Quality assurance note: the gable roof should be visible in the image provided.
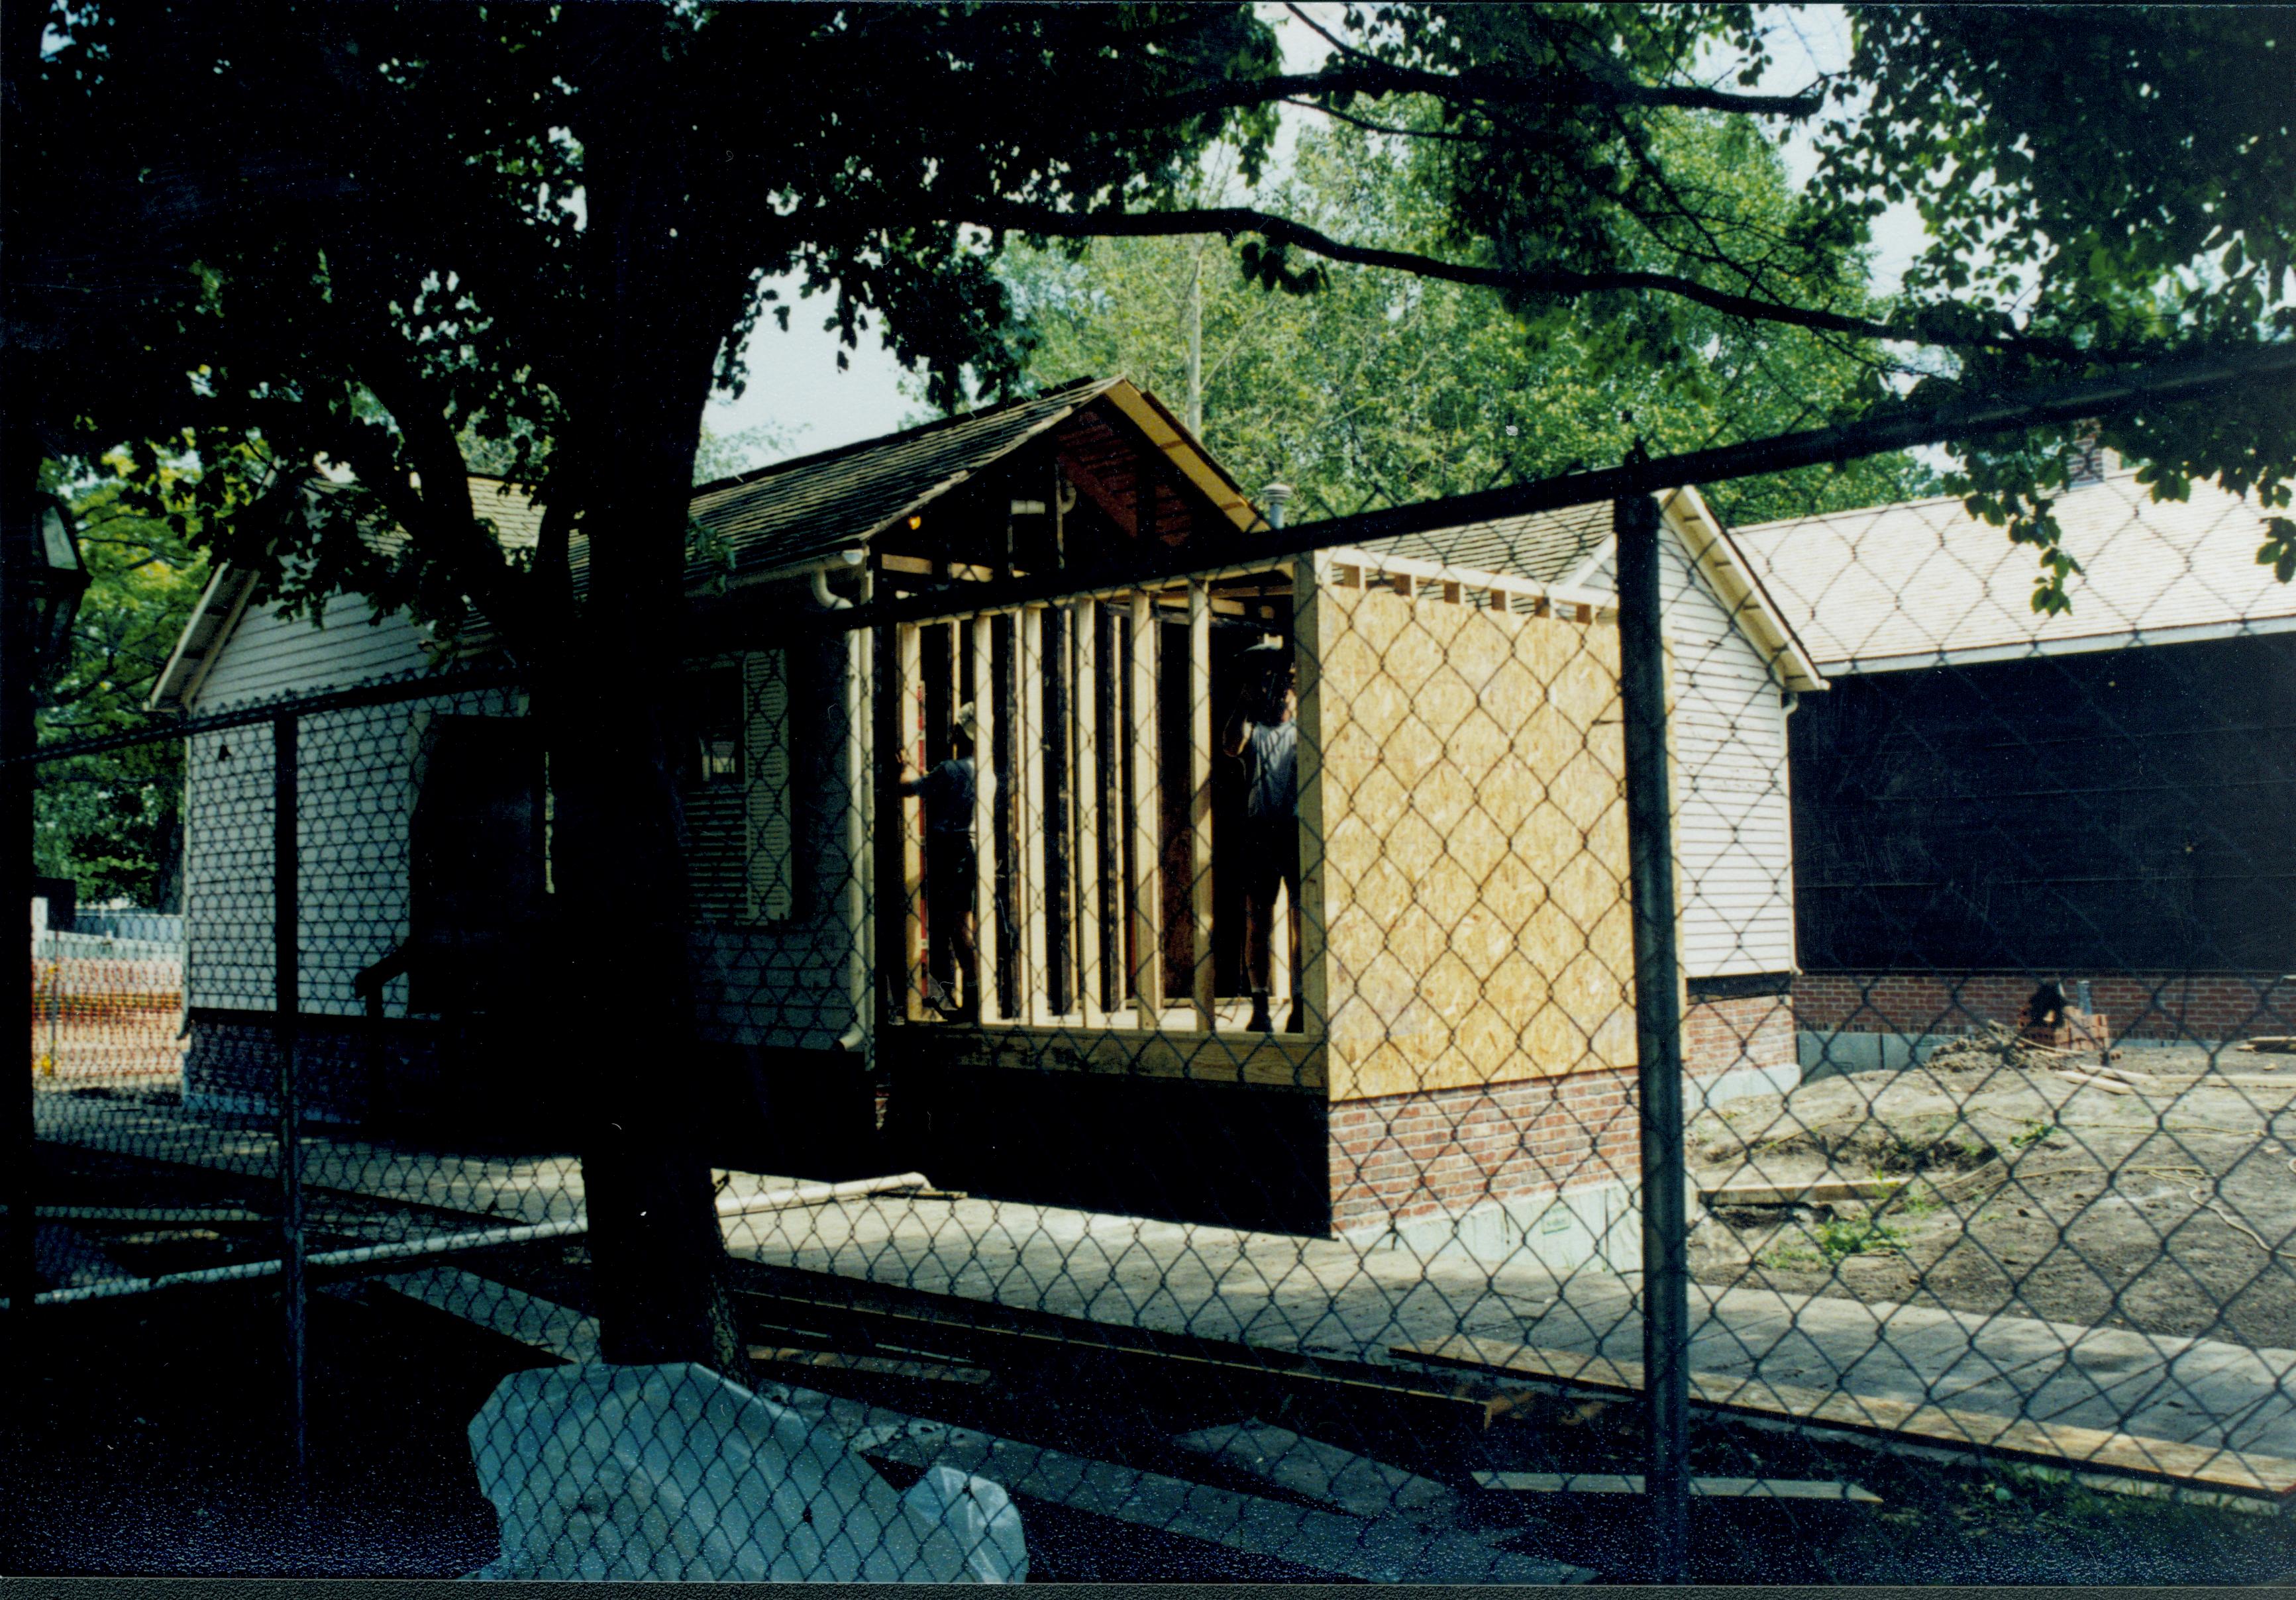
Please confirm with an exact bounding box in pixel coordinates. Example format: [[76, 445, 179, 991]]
[[1349, 487, 1824, 693], [1728, 468, 2296, 674], [148, 475, 543, 711], [1359, 500, 1614, 589], [646, 375, 1258, 591], [156, 382, 1263, 707]]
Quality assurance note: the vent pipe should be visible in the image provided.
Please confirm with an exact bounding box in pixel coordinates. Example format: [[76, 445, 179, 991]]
[[1261, 482, 1294, 531]]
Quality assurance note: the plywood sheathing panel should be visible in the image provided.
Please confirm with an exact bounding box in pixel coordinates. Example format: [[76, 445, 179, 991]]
[[1317, 579, 1635, 1102]]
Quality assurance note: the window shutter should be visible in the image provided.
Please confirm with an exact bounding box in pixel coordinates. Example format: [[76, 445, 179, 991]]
[[744, 649, 794, 921]]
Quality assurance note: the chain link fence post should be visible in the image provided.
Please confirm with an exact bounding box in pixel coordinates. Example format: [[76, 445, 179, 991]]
[[2, 495, 34, 1340], [1616, 489, 1691, 1579], [273, 709, 308, 1478]]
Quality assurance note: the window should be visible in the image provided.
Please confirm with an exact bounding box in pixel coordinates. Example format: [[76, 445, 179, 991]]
[[682, 652, 793, 925]]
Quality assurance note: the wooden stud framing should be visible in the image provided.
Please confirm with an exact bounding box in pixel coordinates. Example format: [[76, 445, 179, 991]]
[[1290, 556, 1328, 1039], [1188, 580, 1216, 1032], [1072, 598, 1104, 1026], [970, 614, 998, 1021], [897, 623, 926, 1022], [1128, 589, 1163, 1029], [1019, 605, 1049, 1026]]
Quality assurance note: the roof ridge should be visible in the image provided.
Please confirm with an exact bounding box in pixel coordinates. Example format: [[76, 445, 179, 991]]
[[687, 375, 1116, 498]]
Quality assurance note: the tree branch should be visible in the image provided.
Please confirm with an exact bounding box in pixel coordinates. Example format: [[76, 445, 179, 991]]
[[1122, 60, 1826, 128], [333, 348, 533, 651], [965, 201, 2051, 354]]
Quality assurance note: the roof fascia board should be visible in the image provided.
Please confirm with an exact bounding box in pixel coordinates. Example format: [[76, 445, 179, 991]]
[[150, 564, 262, 713], [1099, 380, 1263, 533], [1659, 486, 1826, 694], [1816, 612, 2296, 676], [148, 564, 235, 710]]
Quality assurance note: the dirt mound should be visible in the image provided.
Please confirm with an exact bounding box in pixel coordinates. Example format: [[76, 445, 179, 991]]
[[1923, 1020, 2081, 1075]]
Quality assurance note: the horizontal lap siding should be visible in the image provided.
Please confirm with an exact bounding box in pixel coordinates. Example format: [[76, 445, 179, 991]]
[[691, 636, 863, 1050], [1658, 536, 1797, 979], [186, 597, 517, 1019], [193, 594, 434, 713]]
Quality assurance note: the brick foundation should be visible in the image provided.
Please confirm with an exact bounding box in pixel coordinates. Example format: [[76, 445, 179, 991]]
[[1683, 991, 1797, 1078], [1328, 1068, 1641, 1234], [1793, 972, 2296, 1044], [1326, 991, 1799, 1236]]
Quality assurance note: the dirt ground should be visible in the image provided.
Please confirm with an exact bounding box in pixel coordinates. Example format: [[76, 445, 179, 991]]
[[1688, 1031, 2296, 1348]]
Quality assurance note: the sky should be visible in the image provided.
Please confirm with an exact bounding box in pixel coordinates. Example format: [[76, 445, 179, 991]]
[[702, 4, 1929, 472]]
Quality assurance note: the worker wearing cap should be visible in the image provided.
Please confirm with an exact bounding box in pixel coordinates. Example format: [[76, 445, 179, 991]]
[[902, 704, 979, 1017], [1223, 640, 1303, 1033]]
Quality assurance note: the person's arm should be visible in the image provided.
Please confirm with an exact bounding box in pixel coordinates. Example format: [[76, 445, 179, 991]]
[[1221, 705, 1253, 759]]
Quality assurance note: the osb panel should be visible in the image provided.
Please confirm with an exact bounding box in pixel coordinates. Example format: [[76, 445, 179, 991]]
[[1318, 582, 1635, 1101]]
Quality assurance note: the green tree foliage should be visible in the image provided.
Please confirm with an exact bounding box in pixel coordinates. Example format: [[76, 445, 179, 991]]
[[996, 118, 1933, 527], [32, 475, 209, 907]]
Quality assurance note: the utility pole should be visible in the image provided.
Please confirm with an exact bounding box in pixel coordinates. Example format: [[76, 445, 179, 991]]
[[1185, 239, 1204, 438]]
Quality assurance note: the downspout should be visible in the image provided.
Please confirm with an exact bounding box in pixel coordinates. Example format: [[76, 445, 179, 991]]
[[809, 559, 872, 1059]]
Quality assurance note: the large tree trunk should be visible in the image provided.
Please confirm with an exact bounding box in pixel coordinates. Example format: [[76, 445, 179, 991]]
[[539, 42, 758, 1374]]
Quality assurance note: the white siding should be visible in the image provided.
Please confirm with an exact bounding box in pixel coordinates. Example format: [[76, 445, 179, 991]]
[[192, 592, 433, 714], [691, 635, 866, 1051], [184, 722, 276, 1011], [184, 597, 527, 1016], [1586, 532, 1799, 977]]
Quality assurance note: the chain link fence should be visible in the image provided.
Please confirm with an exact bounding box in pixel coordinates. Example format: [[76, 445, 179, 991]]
[[13, 449, 2296, 1581]]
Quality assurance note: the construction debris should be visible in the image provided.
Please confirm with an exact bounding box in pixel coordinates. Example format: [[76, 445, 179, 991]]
[[1926, 1020, 2088, 1074], [852, 1415, 1587, 1583], [1173, 1421, 1457, 1519], [1474, 1471, 1879, 1503], [465, 1362, 1027, 1581]]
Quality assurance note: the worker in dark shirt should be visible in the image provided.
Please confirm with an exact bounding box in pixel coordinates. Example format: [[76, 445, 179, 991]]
[[1222, 641, 1302, 1033], [901, 703, 978, 1017]]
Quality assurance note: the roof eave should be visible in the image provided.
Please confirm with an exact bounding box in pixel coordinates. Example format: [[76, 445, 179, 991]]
[[1660, 485, 1827, 694]]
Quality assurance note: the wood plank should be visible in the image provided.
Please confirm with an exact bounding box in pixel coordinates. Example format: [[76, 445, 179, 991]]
[[1474, 1471, 1879, 1503], [1072, 599, 1104, 1028], [1290, 558, 1326, 1038], [854, 1419, 1588, 1584], [970, 614, 998, 1021], [747, 1346, 992, 1386], [1128, 590, 1162, 1028], [37, 1207, 269, 1225], [1396, 1336, 2296, 1499], [1702, 1177, 1910, 1208], [894, 1023, 1324, 1092], [1174, 1422, 1457, 1518], [363, 1266, 600, 1365], [898, 621, 926, 1021], [1020, 605, 1048, 1026], [1188, 580, 1216, 1033]]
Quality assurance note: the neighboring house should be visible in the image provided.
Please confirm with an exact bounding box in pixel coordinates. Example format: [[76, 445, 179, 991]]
[[1730, 463, 2296, 1062], [155, 377, 1818, 1268]]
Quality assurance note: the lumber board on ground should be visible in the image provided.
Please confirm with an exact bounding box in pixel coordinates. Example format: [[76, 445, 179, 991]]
[[1474, 1471, 1879, 1503], [727, 1277, 1518, 1422], [364, 1265, 600, 1364], [748, 1345, 991, 1386], [1396, 1335, 2296, 1499], [853, 1417, 1587, 1583], [1173, 1421, 1457, 1519], [35, 1206, 270, 1225], [1702, 1162, 2002, 1209]]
